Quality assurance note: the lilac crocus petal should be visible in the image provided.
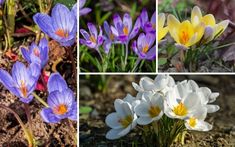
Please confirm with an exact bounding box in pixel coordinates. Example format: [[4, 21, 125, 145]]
[[47, 73, 68, 93], [12, 62, 28, 86], [123, 13, 132, 32], [80, 8, 92, 16], [72, 3, 77, 18], [68, 102, 77, 121], [0, 0, 4, 6], [151, 11, 156, 25], [129, 17, 141, 40], [38, 37, 49, 67], [103, 40, 112, 54], [21, 47, 31, 63], [88, 22, 98, 38], [104, 21, 111, 37], [146, 45, 156, 60], [41, 108, 61, 123], [80, 29, 90, 40], [140, 8, 149, 28], [20, 95, 34, 104], [113, 14, 122, 29]]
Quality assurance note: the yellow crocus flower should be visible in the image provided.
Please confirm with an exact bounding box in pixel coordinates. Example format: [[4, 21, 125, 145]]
[[191, 6, 229, 43], [167, 14, 205, 49], [158, 13, 168, 41]]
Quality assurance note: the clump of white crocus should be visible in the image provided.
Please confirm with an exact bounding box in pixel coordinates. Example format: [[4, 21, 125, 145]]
[[132, 74, 175, 99], [135, 92, 164, 125], [105, 99, 137, 140]]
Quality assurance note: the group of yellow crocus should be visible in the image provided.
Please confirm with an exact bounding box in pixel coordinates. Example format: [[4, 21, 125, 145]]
[[158, 6, 229, 49]]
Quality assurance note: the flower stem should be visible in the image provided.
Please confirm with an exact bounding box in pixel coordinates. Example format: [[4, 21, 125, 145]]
[[97, 49, 103, 61], [65, 119, 77, 145], [124, 42, 129, 66], [131, 58, 141, 72], [0, 104, 34, 146], [24, 103, 34, 145], [32, 92, 49, 107]]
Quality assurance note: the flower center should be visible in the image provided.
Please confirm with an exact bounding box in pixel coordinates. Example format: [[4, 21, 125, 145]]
[[89, 35, 96, 43], [55, 29, 69, 38], [123, 26, 129, 36], [53, 104, 68, 115], [20, 81, 28, 98], [110, 33, 114, 41], [119, 115, 133, 128], [173, 102, 188, 116], [33, 48, 40, 57], [180, 31, 189, 44], [148, 106, 161, 118], [189, 117, 197, 127], [142, 44, 149, 53]]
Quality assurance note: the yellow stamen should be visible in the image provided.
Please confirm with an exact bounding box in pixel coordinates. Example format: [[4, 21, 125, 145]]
[[180, 31, 190, 45], [119, 115, 133, 128], [53, 104, 68, 115], [173, 102, 188, 116], [189, 117, 197, 127], [148, 106, 161, 118], [89, 35, 96, 43], [142, 45, 149, 53], [55, 29, 69, 38], [20, 81, 28, 98], [123, 26, 129, 35]]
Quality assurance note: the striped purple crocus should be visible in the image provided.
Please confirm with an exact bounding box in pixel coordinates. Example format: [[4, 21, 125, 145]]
[[140, 9, 156, 33], [40, 73, 77, 123], [33, 3, 77, 47], [111, 13, 140, 44], [21, 37, 49, 69], [79, 0, 91, 16], [80, 22, 104, 58], [0, 62, 41, 103], [132, 32, 156, 60]]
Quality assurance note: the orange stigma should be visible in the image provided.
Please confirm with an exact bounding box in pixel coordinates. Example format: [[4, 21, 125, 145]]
[[180, 31, 189, 44], [123, 26, 129, 35], [142, 44, 149, 53], [53, 104, 68, 115], [20, 81, 28, 98], [55, 29, 69, 38], [33, 48, 40, 57]]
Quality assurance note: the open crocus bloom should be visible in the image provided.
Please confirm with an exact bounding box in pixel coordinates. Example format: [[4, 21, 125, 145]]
[[21, 37, 49, 69], [40, 73, 77, 123], [80, 22, 104, 50], [0, 62, 40, 103], [140, 8, 156, 33], [164, 86, 201, 119], [184, 106, 212, 131], [111, 13, 140, 44], [132, 32, 156, 60], [135, 92, 164, 125], [105, 99, 137, 140], [102, 21, 117, 54], [132, 75, 175, 99], [191, 6, 229, 43], [33, 3, 77, 47], [167, 14, 205, 49], [79, 0, 91, 16], [158, 13, 168, 41]]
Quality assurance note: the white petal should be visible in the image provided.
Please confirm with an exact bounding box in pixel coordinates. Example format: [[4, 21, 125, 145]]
[[154, 75, 168, 90], [140, 77, 156, 91], [132, 82, 143, 92], [188, 80, 199, 91], [206, 104, 220, 113], [114, 99, 126, 117], [137, 116, 153, 125], [195, 120, 213, 131], [118, 125, 132, 136], [209, 92, 219, 103], [105, 112, 122, 129], [134, 102, 149, 117], [183, 92, 200, 111], [151, 93, 164, 110], [106, 128, 124, 140]]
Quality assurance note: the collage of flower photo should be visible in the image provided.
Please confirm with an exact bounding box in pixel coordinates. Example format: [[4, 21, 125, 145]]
[[0, 0, 235, 146]]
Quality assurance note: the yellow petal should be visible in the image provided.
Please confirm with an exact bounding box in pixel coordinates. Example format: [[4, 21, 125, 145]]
[[158, 13, 165, 29], [158, 26, 168, 41], [213, 20, 229, 38], [178, 20, 194, 45], [167, 14, 180, 43], [201, 14, 216, 26], [191, 6, 202, 27]]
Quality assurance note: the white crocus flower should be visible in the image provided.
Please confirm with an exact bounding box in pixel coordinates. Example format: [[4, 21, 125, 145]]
[[164, 86, 201, 119], [105, 99, 137, 140], [184, 106, 212, 131], [123, 94, 141, 109], [134, 92, 164, 125], [178, 80, 220, 113], [132, 75, 175, 99]]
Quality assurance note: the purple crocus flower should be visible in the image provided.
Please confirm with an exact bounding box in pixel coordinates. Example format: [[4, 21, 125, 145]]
[[132, 32, 156, 60], [79, 0, 91, 16], [0, 0, 4, 6], [0, 62, 40, 103], [102, 21, 118, 54], [111, 13, 140, 44], [72, 3, 77, 19], [21, 37, 49, 69], [80, 23, 104, 57], [40, 73, 77, 123], [140, 9, 156, 33], [33, 3, 77, 47]]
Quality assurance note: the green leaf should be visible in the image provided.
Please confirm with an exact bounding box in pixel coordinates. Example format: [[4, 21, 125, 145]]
[[158, 58, 167, 66], [79, 106, 92, 114]]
